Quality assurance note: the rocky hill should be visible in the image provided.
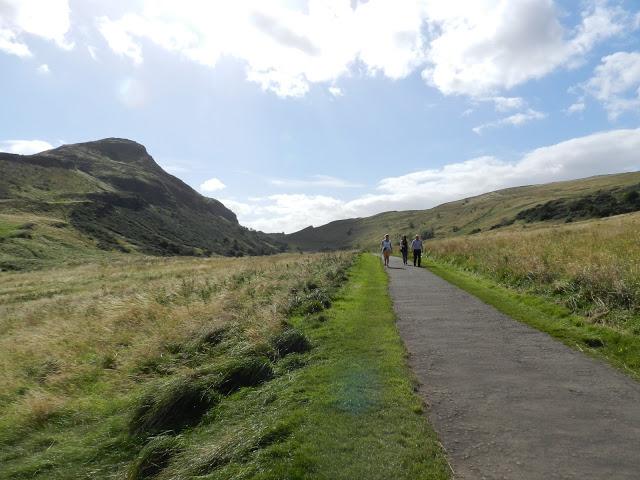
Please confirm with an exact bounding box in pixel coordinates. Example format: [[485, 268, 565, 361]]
[[0, 138, 284, 269]]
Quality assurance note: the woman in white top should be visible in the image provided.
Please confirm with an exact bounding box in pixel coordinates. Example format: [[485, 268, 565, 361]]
[[381, 234, 392, 267]]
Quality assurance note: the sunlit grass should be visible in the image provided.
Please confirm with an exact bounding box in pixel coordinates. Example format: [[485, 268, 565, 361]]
[[1, 251, 447, 479], [0, 252, 352, 478], [421, 213, 640, 378], [426, 212, 640, 333], [150, 253, 450, 480]]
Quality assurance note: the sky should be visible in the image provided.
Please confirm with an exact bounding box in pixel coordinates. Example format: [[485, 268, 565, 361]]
[[2, 0, 640, 233]]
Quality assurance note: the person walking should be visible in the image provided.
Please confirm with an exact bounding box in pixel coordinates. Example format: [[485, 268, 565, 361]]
[[381, 234, 392, 267], [400, 235, 409, 265], [411, 234, 423, 267]]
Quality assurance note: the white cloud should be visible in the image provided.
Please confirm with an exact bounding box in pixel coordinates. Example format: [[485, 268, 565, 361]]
[[0, 27, 31, 57], [200, 177, 226, 193], [218, 198, 256, 217], [328, 86, 343, 97], [37, 63, 50, 74], [95, 1, 635, 98], [96, 1, 427, 97], [270, 175, 362, 188], [421, 0, 631, 96], [473, 109, 546, 134], [229, 128, 640, 232], [222, 194, 347, 233], [486, 96, 526, 112], [566, 100, 586, 114], [470, 96, 536, 131], [581, 51, 640, 119], [375, 129, 640, 198], [0, 139, 53, 155], [0, 0, 73, 57], [97, 14, 144, 65]]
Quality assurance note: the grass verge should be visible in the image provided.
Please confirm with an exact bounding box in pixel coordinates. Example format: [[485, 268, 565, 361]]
[[266, 253, 450, 479], [150, 253, 450, 479], [425, 258, 640, 380]]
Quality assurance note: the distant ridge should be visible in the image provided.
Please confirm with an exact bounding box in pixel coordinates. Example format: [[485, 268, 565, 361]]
[[0, 138, 284, 269], [279, 171, 640, 251]]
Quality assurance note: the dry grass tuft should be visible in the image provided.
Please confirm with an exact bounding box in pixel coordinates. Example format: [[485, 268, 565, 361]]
[[19, 390, 66, 428]]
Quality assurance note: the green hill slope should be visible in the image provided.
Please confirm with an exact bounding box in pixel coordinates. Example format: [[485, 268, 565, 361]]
[[281, 171, 640, 251], [0, 138, 284, 270]]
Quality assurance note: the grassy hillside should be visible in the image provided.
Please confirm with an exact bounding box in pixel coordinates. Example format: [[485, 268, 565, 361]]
[[0, 212, 124, 271], [426, 211, 640, 331], [423, 211, 640, 376], [0, 252, 449, 479], [0, 138, 284, 270], [282, 171, 640, 251]]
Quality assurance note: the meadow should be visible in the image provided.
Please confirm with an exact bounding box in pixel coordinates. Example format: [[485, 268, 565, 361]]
[[0, 252, 448, 479], [0, 253, 349, 478], [424, 212, 640, 376]]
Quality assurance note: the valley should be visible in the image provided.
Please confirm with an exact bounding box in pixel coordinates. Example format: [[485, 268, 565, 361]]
[[2, 138, 640, 479]]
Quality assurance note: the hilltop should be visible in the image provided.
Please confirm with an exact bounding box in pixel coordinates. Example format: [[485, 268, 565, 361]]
[[0, 138, 284, 270], [280, 171, 640, 251]]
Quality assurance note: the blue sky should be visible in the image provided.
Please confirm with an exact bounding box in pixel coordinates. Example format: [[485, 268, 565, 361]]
[[1, 0, 640, 232]]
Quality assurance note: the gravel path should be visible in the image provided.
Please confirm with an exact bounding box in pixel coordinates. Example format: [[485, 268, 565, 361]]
[[386, 256, 640, 480]]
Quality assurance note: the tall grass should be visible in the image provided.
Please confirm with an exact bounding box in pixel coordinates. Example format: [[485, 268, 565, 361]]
[[426, 213, 640, 333], [0, 252, 353, 478]]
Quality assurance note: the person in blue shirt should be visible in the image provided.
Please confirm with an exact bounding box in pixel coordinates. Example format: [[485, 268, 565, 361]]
[[411, 235, 423, 267]]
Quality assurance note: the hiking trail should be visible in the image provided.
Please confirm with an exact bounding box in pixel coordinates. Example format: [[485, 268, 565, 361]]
[[386, 255, 640, 480]]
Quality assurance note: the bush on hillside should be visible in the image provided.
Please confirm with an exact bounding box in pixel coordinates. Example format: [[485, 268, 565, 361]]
[[515, 185, 640, 224], [421, 228, 435, 240], [624, 190, 639, 203], [489, 218, 515, 230]]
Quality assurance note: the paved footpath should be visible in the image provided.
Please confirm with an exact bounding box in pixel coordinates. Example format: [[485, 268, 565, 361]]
[[386, 256, 640, 480]]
